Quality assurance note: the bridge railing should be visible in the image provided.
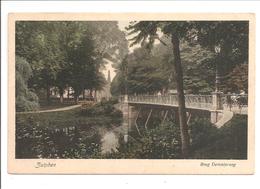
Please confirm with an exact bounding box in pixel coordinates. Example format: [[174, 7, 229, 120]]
[[119, 94, 248, 114], [185, 95, 213, 109], [221, 94, 248, 114], [121, 94, 213, 110]]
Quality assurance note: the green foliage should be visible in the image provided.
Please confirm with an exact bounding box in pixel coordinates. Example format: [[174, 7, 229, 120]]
[[110, 73, 125, 96], [16, 22, 64, 92], [16, 120, 101, 159], [222, 64, 248, 93], [191, 115, 248, 159], [181, 42, 215, 93], [214, 115, 247, 159], [111, 47, 172, 95], [104, 122, 182, 159], [66, 29, 98, 97], [16, 56, 39, 112], [16, 101, 123, 158], [102, 115, 248, 159], [115, 21, 249, 95], [190, 118, 218, 151], [15, 21, 128, 103], [194, 21, 249, 92], [80, 99, 122, 119], [194, 21, 249, 65], [86, 21, 129, 64], [112, 39, 216, 95]]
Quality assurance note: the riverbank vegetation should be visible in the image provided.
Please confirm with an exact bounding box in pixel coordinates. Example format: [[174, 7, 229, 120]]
[[191, 115, 247, 159], [103, 115, 247, 159], [16, 97, 247, 159], [16, 100, 122, 158]]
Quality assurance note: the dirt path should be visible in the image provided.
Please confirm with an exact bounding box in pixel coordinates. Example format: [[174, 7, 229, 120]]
[[215, 110, 234, 128], [17, 104, 81, 114]]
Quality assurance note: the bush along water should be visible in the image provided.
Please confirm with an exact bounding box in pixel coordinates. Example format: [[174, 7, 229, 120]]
[[15, 99, 123, 159], [103, 121, 182, 159], [80, 98, 122, 119], [16, 117, 101, 159], [190, 115, 247, 159], [102, 115, 247, 159]]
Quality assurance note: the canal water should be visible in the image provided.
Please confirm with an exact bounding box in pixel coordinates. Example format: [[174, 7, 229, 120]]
[[100, 103, 129, 154], [100, 125, 127, 154], [101, 131, 118, 153]]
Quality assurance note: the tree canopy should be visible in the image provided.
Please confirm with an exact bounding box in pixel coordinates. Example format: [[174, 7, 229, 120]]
[[15, 21, 128, 105], [112, 21, 249, 95], [111, 20, 249, 157]]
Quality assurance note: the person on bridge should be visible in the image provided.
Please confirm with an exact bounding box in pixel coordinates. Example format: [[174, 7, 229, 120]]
[[226, 92, 232, 111]]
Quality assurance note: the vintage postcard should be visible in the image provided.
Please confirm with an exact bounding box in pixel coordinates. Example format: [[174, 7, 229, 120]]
[[8, 13, 255, 174]]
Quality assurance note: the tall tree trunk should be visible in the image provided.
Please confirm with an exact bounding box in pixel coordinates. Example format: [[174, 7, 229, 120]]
[[46, 84, 51, 104], [171, 33, 190, 158], [59, 88, 64, 104], [60, 94, 64, 103], [90, 89, 93, 98], [67, 87, 70, 99], [74, 94, 79, 104], [82, 90, 85, 100], [94, 89, 97, 102]]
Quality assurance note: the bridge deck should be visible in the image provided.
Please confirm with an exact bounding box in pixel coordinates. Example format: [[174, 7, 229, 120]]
[[120, 95, 248, 115]]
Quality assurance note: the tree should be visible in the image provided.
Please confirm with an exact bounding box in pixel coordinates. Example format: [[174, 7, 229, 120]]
[[180, 41, 215, 94], [111, 47, 171, 95], [112, 36, 216, 95], [67, 33, 97, 103], [152, 37, 215, 94], [86, 21, 129, 66], [193, 21, 249, 91], [16, 21, 65, 103], [16, 21, 128, 105], [54, 21, 128, 102], [127, 21, 191, 157], [55, 70, 68, 103], [16, 56, 39, 112], [222, 64, 248, 93]]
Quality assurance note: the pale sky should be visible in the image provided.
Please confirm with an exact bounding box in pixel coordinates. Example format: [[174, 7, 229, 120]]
[[118, 21, 142, 52]]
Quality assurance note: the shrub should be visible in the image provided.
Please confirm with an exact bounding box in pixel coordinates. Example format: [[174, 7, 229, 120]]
[[15, 105, 120, 159], [191, 115, 248, 159], [104, 121, 182, 159], [80, 99, 122, 118], [16, 93, 39, 112], [190, 118, 218, 151], [16, 56, 39, 112], [16, 118, 101, 159], [214, 115, 247, 159]]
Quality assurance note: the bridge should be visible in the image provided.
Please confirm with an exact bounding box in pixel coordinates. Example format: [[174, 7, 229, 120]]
[[121, 94, 248, 115], [119, 93, 248, 140]]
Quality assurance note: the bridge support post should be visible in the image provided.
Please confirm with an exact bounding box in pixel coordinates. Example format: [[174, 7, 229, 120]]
[[211, 92, 223, 124], [121, 95, 129, 143]]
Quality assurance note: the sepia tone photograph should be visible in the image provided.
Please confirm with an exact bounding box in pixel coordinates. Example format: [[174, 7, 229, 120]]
[[8, 13, 255, 174]]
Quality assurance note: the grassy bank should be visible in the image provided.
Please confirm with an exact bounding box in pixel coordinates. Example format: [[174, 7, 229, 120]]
[[16, 100, 122, 158], [16, 101, 247, 159], [191, 115, 248, 159]]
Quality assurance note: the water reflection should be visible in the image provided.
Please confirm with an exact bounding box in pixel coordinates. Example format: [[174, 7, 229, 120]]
[[101, 131, 118, 153]]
